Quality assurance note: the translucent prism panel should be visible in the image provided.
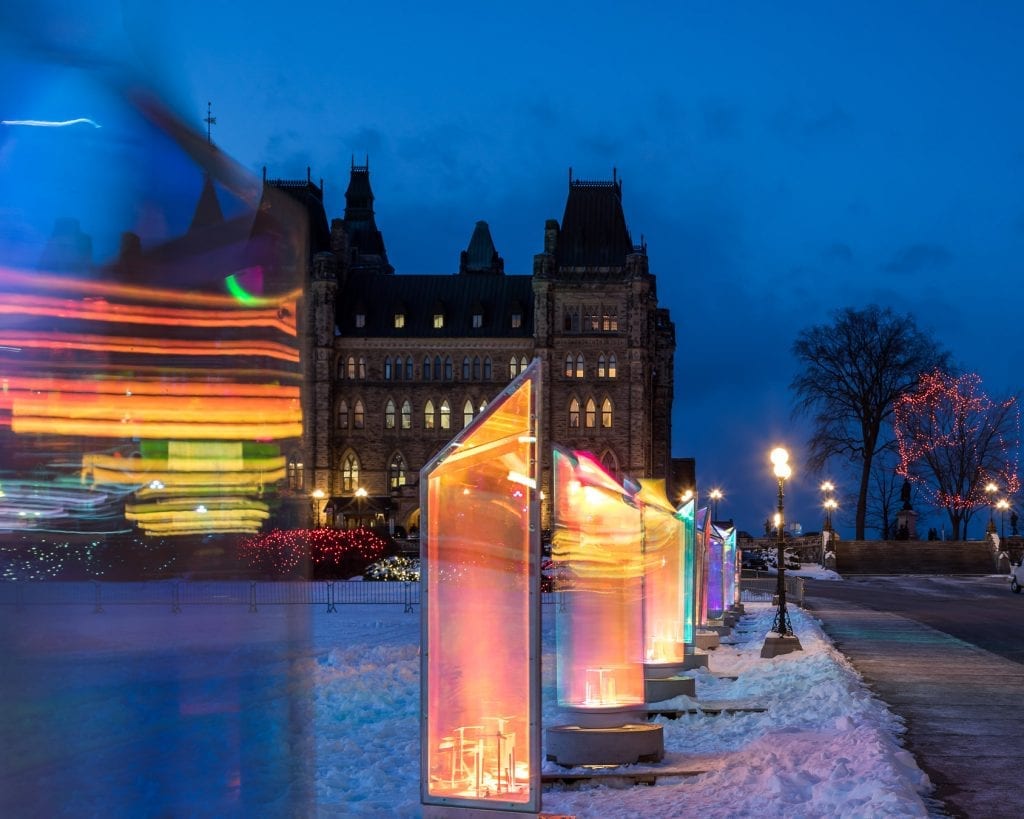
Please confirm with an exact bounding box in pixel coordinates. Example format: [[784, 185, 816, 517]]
[[553, 448, 644, 709], [678, 499, 696, 644], [636, 479, 685, 664], [695, 507, 710, 627], [421, 361, 540, 812], [719, 526, 738, 609], [706, 528, 724, 618]]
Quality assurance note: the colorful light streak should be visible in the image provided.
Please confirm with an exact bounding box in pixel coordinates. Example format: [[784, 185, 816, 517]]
[[0, 331, 300, 362]]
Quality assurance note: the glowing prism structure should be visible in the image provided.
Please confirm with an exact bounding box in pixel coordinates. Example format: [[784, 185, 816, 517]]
[[635, 479, 696, 700], [706, 524, 725, 620], [545, 448, 663, 767], [420, 360, 541, 815], [693, 506, 721, 651], [679, 498, 697, 646], [719, 524, 742, 614]]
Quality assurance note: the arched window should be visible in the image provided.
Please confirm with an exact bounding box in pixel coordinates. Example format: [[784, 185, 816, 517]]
[[287, 456, 305, 491], [463, 357, 471, 380], [472, 356, 481, 380], [598, 354, 606, 378], [405, 357, 414, 380], [337, 399, 349, 429], [401, 400, 412, 430], [384, 399, 396, 429], [478, 399, 488, 413], [600, 450, 618, 477], [388, 453, 408, 490], [434, 355, 442, 380], [585, 398, 597, 429], [384, 356, 392, 380], [337, 357, 346, 379], [423, 356, 432, 381], [444, 356, 453, 380], [341, 452, 360, 492], [483, 357, 492, 380], [564, 354, 574, 378], [601, 397, 613, 428], [520, 356, 528, 372], [440, 399, 451, 430], [569, 398, 581, 428], [509, 355, 519, 378], [575, 354, 584, 379], [608, 353, 617, 378], [347, 356, 356, 379], [358, 356, 366, 379], [463, 399, 474, 427], [353, 400, 365, 429], [424, 400, 435, 430]]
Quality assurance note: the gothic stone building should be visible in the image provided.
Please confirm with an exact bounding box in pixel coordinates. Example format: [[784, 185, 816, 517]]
[[302, 164, 675, 534]]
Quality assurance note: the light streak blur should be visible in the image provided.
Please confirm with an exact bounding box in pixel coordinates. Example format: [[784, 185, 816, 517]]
[[2, 118, 101, 128]]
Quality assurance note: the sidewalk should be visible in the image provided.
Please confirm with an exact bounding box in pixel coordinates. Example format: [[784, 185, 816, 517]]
[[805, 593, 1024, 818]]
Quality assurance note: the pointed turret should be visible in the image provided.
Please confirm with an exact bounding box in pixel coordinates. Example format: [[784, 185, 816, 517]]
[[189, 174, 224, 232], [340, 159, 393, 274], [556, 174, 636, 269], [459, 220, 504, 275]]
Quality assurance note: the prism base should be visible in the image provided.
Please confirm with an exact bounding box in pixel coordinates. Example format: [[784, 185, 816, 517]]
[[644, 674, 695, 702], [545, 723, 664, 767], [760, 634, 803, 658], [694, 631, 720, 650]]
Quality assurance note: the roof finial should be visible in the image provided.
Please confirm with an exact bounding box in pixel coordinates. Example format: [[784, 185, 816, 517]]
[[613, 166, 617, 184], [351, 154, 355, 170], [307, 166, 311, 183], [204, 101, 216, 145], [569, 166, 573, 186], [262, 165, 267, 183], [365, 154, 369, 169]]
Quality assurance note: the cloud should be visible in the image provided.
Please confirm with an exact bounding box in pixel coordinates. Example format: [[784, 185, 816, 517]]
[[882, 243, 953, 275]]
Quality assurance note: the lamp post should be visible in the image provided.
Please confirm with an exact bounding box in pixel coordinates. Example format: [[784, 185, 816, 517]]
[[823, 498, 838, 566], [355, 486, 368, 529], [997, 498, 1010, 540], [709, 488, 723, 523], [985, 482, 999, 534], [762, 447, 802, 657], [311, 488, 325, 528]]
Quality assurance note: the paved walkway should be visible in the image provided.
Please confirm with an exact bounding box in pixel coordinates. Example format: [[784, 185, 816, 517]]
[[805, 593, 1024, 818]]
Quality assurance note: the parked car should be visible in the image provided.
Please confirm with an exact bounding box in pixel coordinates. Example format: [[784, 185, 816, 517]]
[[1010, 560, 1024, 593], [742, 552, 769, 571]]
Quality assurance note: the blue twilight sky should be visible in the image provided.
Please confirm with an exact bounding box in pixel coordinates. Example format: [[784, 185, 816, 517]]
[[2, 1, 1023, 537]]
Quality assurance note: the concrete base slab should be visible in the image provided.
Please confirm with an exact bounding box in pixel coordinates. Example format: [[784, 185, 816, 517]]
[[645, 674, 695, 701], [729, 603, 746, 615], [679, 652, 710, 669], [694, 631, 720, 650], [760, 635, 803, 658], [558, 705, 648, 728], [545, 723, 664, 767]]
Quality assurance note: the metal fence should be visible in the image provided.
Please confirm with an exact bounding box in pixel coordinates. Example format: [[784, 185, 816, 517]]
[[0, 580, 420, 613], [740, 575, 804, 605]]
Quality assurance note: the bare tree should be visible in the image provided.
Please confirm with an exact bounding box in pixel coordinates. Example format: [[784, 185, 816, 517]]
[[791, 305, 950, 539], [865, 443, 902, 539], [894, 369, 1020, 539]]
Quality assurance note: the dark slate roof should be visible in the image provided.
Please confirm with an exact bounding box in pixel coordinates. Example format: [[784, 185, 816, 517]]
[[337, 274, 534, 338], [189, 174, 225, 232], [343, 164, 390, 263], [460, 220, 503, 274], [256, 177, 331, 258], [557, 179, 635, 268]]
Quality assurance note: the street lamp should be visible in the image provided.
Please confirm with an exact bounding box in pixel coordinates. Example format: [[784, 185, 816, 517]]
[[762, 447, 802, 657], [985, 482, 999, 533], [997, 498, 1011, 540], [311, 488, 325, 528], [709, 488, 723, 522]]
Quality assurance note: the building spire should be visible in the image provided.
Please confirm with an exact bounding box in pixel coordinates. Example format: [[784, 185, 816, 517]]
[[204, 101, 216, 145]]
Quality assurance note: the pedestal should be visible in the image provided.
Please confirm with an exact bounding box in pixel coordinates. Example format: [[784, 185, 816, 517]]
[[760, 634, 803, 658], [545, 723, 664, 767], [896, 508, 918, 539], [694, 630, 720, 650]]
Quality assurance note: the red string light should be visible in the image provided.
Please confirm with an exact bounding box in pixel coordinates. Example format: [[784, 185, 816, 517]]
[[237, 527, 390, 578]]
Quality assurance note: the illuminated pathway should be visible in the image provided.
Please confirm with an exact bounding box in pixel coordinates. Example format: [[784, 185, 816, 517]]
[[805, 577, 1024, 818]]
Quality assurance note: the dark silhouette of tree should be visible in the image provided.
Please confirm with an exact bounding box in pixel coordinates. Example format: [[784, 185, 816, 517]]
[[894, 369, 1020, 540], [865, 443, 902, 539], [791, 305, 950, 539]]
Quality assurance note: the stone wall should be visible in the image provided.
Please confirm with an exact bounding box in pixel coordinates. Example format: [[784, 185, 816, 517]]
[[835, 540, 1000, 575]]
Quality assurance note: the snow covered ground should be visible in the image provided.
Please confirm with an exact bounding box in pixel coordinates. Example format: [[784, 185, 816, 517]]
[[0, 589, 933, 817]]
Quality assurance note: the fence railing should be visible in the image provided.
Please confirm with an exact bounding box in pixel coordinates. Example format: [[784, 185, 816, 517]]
[[0, 577, 802, 613]]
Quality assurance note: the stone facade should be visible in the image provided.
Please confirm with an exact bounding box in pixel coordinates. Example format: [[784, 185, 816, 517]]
[[299, 166, 675, 533]]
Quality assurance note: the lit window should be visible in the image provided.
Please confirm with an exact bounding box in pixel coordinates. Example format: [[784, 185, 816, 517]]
[[569, 398, 581, 428], [588, 309, 600, 331], [440, 399, 451, 430], [608, 354, 617, 378], [355, 312, 365, 329], [384, 357, 392, 380], [598, 354, 606, 378], [564, 354, 574, 378], [347, 356, 356, 379], [433, 313, 444, 329], [575, 354, 584, 379], [358, 357, 366, 379], [353, 400, 365, 429], [463, 399, 474, 427], [462, 357, 471, 380], [520, 356, 528, 372], [337, 358, 346, 379], [472, 313, 483, 328], [384, 399, 396, 429], [510, 355, 519, 377], [479, 399, 487, 412], [511, 312, 522, 328], [337, 399, 349, 429], [602, 397, 613, 428], [585, 398, 596, 428], [287, 459, 304, 491], [401, 400, 412, 429], [424, 400, 435, 430], [394, 313, 405, 329], [483, 357, 492, 379], [389, 453, 407, 490], [341, 453, 360, 492], [603, 311, 618, 332]]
